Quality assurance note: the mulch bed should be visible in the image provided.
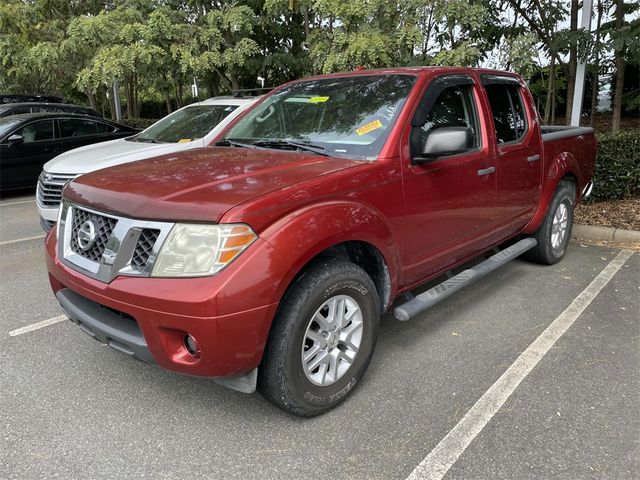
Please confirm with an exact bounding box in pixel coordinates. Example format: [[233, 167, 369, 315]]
[[575, 197, 640, 231]]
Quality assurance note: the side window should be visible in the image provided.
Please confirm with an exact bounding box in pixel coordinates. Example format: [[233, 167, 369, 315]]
[[484, 85, 528, 144], [411, 85, 480, 158], [15, 120, 55, 143], [238, 105, 285, 139], [59, 118, 114, 138]]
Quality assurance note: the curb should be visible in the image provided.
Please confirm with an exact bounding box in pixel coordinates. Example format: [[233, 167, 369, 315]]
[[572, 224, 640, 243]]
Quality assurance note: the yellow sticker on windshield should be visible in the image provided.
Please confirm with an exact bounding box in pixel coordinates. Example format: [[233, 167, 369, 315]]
[[177, 138, 192, 143], [309, 96, 329, 103], [355, 119, 383, 136]]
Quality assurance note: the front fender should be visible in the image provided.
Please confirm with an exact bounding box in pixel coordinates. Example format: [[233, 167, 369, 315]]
[[524, 151, 581, 234], [260, 200, 401, 306]]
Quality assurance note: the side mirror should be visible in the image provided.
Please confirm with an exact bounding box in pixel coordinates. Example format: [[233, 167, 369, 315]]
[[414, 126, 471, 163], [7, 134, 24, 146]]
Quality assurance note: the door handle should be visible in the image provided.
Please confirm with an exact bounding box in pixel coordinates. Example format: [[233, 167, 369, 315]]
[[477, 167, 496, 176], [527, 154, 540, 163]]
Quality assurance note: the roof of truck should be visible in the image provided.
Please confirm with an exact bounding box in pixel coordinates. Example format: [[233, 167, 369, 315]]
[[296, 66, 522, 82]]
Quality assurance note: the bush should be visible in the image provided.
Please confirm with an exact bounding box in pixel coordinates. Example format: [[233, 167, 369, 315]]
[[591, 131, 640, 200], [119, 117, 159, 130], [139, 99, 169, 119]]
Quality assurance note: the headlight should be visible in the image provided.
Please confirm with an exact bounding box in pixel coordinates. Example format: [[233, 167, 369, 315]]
[[151, 223, 257, 277]]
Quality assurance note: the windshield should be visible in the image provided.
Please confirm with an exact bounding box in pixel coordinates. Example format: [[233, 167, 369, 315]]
[[222, 74, 416, 160], [133, 104, 239, 143], [0, 116, 23, 139]]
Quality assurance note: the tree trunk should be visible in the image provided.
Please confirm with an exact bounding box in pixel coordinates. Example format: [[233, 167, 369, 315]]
[[230, 71, 240, 91], [589, 0, 603, 126], [125, 78, 134, 119], [176, 80, 183, 107], [161, 74, 172, 114], [107, 89, 117, 121], [551, 78, 557, 124], [303, 6, 310, 44], [86, 90, 97, 111], [565, 0, 579, 125], [544, 54, 556, 124], [133, 73, 139, 118], [612, 0, 625, 132]]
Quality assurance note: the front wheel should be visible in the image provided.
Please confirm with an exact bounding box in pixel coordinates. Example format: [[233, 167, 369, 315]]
[[525, 181, 575, 265], [258, 258, 380, 417]]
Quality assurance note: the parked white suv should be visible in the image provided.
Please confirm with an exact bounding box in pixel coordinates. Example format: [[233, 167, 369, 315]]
[[37, 96, 259, 230]]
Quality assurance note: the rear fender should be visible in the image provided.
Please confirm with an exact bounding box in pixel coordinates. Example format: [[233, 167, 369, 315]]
[[524, 151, 581, 234], [260, 200, 400, 308]]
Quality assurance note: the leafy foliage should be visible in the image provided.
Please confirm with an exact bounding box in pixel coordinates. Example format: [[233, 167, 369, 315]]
[[0, 0, 637, 133], [591, 131, 640, 199]]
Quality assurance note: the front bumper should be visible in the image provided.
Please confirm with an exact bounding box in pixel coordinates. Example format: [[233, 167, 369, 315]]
[[37, 203, 59, 223], [45, 228, 286, 380], [56, 288, 154, 362]]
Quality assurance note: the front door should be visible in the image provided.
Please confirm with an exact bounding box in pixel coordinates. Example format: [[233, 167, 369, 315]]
[[0, 119, 60, 190], [401, 74, 497, 285]]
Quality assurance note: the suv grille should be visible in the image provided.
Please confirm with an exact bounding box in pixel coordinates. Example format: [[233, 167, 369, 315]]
[[37, 172, 76, 208], [131, 229, 160, 270], [69, 208, 117, 262]]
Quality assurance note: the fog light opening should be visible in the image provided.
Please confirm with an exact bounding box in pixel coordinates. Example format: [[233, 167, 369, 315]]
[[184, 334, 200, 357]]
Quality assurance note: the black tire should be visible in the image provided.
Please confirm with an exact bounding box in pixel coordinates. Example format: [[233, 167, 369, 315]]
[[258, 258, 380, 417], [525, 180, 576, 265]]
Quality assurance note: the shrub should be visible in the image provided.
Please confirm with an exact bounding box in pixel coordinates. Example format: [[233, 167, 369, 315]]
[[139, 99, 169, 119], [591, 131, 640, 200], [119, 117, 159, 130]]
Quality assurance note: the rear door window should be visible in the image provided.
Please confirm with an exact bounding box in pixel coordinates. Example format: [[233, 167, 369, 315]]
[[59, 118, 115, 138], [485, 85, 527, 144]]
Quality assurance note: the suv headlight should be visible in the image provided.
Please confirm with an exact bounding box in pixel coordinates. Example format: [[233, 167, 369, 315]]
[[151, 224, 257, 277]]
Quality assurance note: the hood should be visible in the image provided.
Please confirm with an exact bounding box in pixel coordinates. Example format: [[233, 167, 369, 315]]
[[44, 138, 200, 174], [65, 147, 362, 223]]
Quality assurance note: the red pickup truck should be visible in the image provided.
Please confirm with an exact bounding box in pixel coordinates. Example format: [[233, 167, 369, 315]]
[[45, 67, 596, 416]]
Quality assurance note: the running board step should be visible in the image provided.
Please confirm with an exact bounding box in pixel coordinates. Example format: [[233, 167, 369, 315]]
[[394, 238, 537, 321]]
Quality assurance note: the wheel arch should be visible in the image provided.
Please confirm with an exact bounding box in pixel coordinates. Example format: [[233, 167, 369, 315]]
[[260, 200, 400, 314], [524, 151, 581, 234]]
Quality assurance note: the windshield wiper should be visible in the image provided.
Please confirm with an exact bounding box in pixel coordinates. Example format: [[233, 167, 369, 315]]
[[131, 135, 158, 143], [216, 139, 263, 149], [253, 140, 331, 157]]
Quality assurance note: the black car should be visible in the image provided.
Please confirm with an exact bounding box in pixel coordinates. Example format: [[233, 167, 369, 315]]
[[0, 102, 101, 118], [0, 94, 64, 104], [0, 113, 139, 191]]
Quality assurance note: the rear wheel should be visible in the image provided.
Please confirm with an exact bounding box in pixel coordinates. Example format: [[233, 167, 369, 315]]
[[258, 258, 380, 417], [525, 181, 575, 265]]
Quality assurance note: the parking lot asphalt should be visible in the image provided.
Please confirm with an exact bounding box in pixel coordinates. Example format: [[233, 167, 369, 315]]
[[1, 194, 638, 480]]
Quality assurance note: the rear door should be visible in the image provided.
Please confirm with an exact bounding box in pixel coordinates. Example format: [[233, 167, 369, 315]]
[[58, 117, 118, 152], [0, 119, 61, 190], [401, 74, 497, 284], [481, 76, 542, 234]]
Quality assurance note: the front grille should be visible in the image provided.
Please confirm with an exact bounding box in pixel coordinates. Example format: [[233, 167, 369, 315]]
[[69, 208, 117, 262], [59, 203, 174, 283], [131, 229, 160, 270], [37, 172, 76, 208]]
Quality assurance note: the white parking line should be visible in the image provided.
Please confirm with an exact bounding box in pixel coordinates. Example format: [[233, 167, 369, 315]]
[[0, 199, 35, 206], [0, 234, 45, 246], [9, 315, 68, 337], [406, 249, 634, 480]]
